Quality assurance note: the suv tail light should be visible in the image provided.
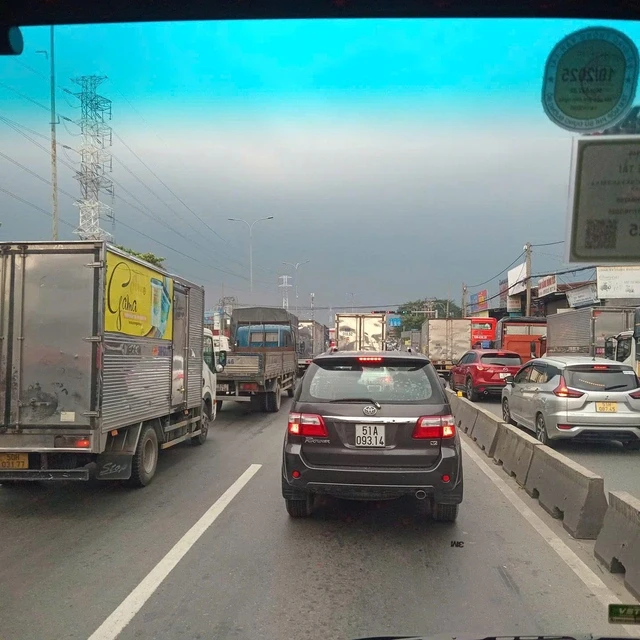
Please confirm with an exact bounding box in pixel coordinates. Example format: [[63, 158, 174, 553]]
[[553, 376, 585, 398], [412, 415, 456, 439], [288, 412, 328, 437], [629, 389, 640, 399]]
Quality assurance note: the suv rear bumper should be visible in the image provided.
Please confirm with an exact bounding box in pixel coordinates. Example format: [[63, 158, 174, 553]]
[[473, 383, 506, 394], [282, 447, 463, 503]]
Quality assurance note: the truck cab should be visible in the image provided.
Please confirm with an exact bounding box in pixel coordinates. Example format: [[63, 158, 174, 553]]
[[203, 328, 226, 420], [605, 330, 636, 369]]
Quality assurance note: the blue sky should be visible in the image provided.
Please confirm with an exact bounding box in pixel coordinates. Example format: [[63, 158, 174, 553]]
[[1, 18, 639, 316]]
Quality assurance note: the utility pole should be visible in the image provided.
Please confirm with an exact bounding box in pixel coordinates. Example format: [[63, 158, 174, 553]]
[[37, 27, 60, 240], [228, 217, 274, 295], [310, 292, 315, 353], [72, 75, 113, 240], [462, 284, 468, 318], [525, 242, 532, 316], [279, 275, 292, 310]]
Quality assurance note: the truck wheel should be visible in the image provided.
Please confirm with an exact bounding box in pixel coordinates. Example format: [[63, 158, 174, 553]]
[[266, 383, 282, 413], [191, 403, 210, 446], [287, 377, 296, 398], [216, 400, 223, 412], [128, 424, 159, 487]]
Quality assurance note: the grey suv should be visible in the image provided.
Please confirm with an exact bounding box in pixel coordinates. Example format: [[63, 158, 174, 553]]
[[501, 355, 640, 449], [281, 351, 463, 521]]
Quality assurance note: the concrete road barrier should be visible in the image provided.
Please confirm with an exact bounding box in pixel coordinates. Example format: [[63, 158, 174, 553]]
[[445, 389, 460, 415], [493, 424, 540, 487], [524, 445, 608, 539], [450, 396, 479, 435], [470, 406, 502, 458], [594, 491, 640, 600]]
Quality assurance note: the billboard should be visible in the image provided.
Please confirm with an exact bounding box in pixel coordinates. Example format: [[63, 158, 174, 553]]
[[507, 296, 521, 313], [105, 251, 174, 340], [567, 283, 600, 308], [469, 289, 488, 313], [507, 263, 527, 296], [597, 266, 640, 299], [537, 274, 558, 297], [499, 279, 509, 307]]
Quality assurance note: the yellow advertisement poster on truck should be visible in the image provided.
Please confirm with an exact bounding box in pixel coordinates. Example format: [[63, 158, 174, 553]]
[[105, 250, 174, 340]]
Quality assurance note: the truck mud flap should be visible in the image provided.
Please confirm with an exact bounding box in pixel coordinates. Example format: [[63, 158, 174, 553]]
[[95, 454, 133, 480]]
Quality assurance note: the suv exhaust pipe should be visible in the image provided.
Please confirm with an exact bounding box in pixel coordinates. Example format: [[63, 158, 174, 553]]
[[415, 490, 427, 500]]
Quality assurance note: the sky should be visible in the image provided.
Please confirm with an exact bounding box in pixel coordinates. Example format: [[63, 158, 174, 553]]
[[1, 17, 639, 322]]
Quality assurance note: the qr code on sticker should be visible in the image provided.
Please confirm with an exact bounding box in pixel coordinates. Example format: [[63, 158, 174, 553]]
[[585, 219, 617, 250]]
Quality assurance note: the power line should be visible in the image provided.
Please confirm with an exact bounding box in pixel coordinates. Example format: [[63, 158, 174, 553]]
[[467, 251, 525, 289], [532, 240, 564, 247], [0, 143, 276, 286]]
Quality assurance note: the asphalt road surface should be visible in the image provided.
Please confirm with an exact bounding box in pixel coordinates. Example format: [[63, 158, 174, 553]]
[[0, 399, 636, 640], [476, 397, 640, 499]]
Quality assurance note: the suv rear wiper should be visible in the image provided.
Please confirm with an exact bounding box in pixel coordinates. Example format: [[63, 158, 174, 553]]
[[605, 384, 630, 391], [330, 398, 382, 409]]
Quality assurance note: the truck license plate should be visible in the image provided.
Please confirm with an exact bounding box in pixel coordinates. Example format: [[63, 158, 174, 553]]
[[216, 384, 229, 392], [0, 453, 28, 469], [355, 424, 385, 447], [596, 402, 617, 413]]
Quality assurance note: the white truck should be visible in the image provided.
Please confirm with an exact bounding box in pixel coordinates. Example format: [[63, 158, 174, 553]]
[[420, 318, 472, 378], [335, 313, 386, 351], [297, 320, 328, 374], [546, 307, 635, 358], [0, 241, 220, 488]]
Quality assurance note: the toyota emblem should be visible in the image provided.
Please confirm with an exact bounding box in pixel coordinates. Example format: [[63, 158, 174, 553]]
[[363, 405, 378, 416]]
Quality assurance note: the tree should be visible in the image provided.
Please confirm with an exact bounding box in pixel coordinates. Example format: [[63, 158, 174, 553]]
[[116, 245, 165, 269], [396, 298, 462, 331]]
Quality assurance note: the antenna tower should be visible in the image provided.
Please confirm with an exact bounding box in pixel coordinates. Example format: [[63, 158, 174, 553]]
[[72, 75, 113, 240]]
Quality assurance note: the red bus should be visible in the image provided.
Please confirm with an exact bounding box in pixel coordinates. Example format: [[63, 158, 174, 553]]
[[471, 317, 497, 348]]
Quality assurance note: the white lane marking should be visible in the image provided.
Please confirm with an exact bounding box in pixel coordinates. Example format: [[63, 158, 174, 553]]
[[88, 463, 262, 640], [461, 441, 636, 636]]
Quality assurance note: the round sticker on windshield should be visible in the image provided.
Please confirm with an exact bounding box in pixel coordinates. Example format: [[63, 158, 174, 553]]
[[542, 27, 639, 133]]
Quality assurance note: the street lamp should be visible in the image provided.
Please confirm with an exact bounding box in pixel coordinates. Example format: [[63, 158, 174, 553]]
[[228, 216, 274, 294], [283, 260, 310, 317]]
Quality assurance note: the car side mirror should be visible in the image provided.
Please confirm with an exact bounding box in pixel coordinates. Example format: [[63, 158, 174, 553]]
[[438, 376, 447, 390], [505, 375, 515, 385]]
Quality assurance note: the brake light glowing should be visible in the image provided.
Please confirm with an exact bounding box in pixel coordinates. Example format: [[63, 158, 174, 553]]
[[413, 415, 456, 439], [287, 412, 328, 437], [358, 357, 383, 362], [592, 365, 609, 370], [553, 376, 585, 398]]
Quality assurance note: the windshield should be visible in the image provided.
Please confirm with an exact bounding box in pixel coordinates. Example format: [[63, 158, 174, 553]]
[[300, 360, 442, 403], [3, 14, 640, 640], [564, 366, 640, 391]]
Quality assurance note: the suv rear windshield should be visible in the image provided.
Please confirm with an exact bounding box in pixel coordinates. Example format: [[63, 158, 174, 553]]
[[480, 354, 522, 366], [300, 359, 442, 404], [564, 366, 640, 392]]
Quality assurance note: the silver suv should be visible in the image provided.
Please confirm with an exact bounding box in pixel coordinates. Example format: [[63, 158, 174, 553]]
[[501, 355, 640, 449]]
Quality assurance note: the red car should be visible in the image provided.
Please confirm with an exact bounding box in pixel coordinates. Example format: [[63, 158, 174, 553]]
[[449, 349, 523, 401]]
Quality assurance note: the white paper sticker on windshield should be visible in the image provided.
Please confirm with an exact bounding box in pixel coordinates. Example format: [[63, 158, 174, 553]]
[[568, 137, 640, 263]]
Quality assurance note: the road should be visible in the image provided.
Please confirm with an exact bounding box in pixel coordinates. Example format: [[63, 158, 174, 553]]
[[0, 399, 636, 640], [476, 397, 640, 499]]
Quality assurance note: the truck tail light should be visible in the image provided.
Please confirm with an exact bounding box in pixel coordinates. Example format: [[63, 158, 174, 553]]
[[413, 415, 456, 439], [288, 413, 328, 437], [553, 376, 584, 398]]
